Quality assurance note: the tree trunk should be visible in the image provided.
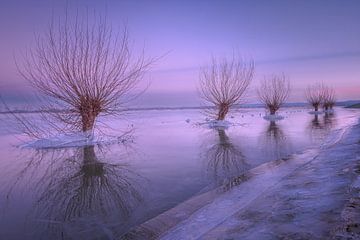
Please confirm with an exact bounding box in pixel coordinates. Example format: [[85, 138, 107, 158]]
[[80, 101, 101, 133], [81, 112, 97, 132], [217, 104, 229, 120], [314, 105, 319, 112], [269, 108, 276, 115]]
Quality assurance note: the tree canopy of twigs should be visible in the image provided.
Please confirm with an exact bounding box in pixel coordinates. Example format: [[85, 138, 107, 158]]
[[257, 74, 290, 115], [322, 86, 336, 110], [16, 13, 153, 135], [305, 83, 325, 112], [199, 56, 254, 121]]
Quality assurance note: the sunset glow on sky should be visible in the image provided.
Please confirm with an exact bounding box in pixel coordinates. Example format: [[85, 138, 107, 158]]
[[0, 0, 359, 107]]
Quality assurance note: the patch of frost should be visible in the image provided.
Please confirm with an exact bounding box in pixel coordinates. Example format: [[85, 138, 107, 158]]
[[323, 109, 334, 113], [207, 120, 232, 129], [351, 177, 360, 189], [308, 110, 324, 115], [21, 132, 134, 149], [263, 114, 284, 121]]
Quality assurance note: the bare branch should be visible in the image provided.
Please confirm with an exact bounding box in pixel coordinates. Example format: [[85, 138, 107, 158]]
[[257, 74, 290, 115], [322, 86, 336, 110], [305, 83, 325, 112], [199, 56, 254, 120], [15, 12, 154, 137]]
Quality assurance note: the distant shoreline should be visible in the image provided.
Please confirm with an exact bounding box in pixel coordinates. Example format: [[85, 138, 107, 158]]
[[1, 101, 360, 114], [345, 103, 360, 108]]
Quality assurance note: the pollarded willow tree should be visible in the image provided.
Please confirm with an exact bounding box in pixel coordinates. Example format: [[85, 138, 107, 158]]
[[199, 56, 254, 121], [16, 14, 153, 136], [322, 86, 336, 111], [257, 74, 290, 115], [305, 83, 325, 112]]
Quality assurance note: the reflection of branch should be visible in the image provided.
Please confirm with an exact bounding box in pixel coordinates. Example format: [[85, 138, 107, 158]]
[[6, 145, 145, 239], [203, 129, 249, 187], [323, 112, 336, 130], [260, 121, 292, 161], [312, 114, 323, 129], [307, 113, 336, 143]]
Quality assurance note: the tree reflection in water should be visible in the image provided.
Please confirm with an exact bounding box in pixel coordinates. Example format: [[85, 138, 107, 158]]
[[203, 128, 249, 189], [323, 112, 336, 130], [308, 112, 336, 144], [260, 121, 292, 161], [7, 144, 146, 239]]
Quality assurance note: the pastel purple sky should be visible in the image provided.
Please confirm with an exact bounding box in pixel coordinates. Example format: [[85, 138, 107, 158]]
[[0, 0, 359, 107]]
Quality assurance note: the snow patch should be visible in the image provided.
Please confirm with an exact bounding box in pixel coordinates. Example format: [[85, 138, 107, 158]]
[[308, 110, 324, 115], [207, 120, 232, 129], [21, 132, 134, 149], [263, 114, 284, 121], [351, 176, 360, 189]]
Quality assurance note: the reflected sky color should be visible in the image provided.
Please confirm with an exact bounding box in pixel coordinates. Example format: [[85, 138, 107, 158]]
[[0, 107, 359, 238], [0, 0, 359, 107]]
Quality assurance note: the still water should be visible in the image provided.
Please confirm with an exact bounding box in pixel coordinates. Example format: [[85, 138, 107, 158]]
[[0, 107, 358, 239]]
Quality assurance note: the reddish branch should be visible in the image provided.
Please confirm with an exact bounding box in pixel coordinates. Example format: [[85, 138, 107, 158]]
[[199, 56, 254, 120], [16, 14, 153, 135], [322, 86, 336, 110], [305, 83, 325, 112], [257, 74, 290, 115]]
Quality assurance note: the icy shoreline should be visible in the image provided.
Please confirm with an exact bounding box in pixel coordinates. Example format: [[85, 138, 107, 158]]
[[122, 118, 360, 240]]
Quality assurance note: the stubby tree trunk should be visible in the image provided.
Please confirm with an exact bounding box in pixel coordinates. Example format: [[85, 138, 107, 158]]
[[79, 101, 101, 132], [269, 107, 277, 115], [314, 105, 319, 112], [81, 112, 98, 132], [217, 103, 229, 120]]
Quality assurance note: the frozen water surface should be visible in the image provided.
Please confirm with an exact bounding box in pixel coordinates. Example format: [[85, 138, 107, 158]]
[[0, 107, 359, 239]]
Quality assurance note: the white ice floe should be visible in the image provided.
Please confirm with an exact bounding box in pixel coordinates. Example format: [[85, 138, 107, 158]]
[[263, 114, 284, 121], [21, 131, 134, 149], [206, 120, 232, 129], [351, 176, 360, 189], [308, 110, 324, 115], [323, 109, 334, 114]]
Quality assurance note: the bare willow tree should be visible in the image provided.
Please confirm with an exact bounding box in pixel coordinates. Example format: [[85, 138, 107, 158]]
[[257, 74, 290, 115], [305, 83, 325, 112], [16, 14, 153, 136], [199, 56, 254, 121], [322, 86, 336, 111]]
